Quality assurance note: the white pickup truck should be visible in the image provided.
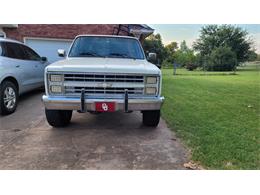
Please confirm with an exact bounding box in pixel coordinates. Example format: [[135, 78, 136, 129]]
[[42, 35, 164, 127]]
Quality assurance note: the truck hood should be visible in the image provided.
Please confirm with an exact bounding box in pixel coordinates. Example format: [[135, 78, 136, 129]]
[[46, 58, 161, 75]]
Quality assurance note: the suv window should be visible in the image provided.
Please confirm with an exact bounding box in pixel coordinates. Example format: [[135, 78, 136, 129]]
[[20, 45, 41, 61], [0, 42, 26, 60], [0, 42, 41, 61]]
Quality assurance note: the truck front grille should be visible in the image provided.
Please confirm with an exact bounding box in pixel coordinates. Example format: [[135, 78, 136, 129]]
[[64, 74, 144, 83], [63, 73, 145, 97]]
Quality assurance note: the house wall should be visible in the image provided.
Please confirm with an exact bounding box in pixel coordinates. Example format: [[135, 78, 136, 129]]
[[3, 24, 123, 42]]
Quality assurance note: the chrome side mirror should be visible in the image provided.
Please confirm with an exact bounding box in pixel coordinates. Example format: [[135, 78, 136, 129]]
[[148, 52, 157, 63], [58, 49, 66, 57]]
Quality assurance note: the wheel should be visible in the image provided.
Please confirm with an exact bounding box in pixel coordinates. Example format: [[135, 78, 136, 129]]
[[0, 81, 18, 115], [142, 110, 161, 127], [45, 109, 72, 127]]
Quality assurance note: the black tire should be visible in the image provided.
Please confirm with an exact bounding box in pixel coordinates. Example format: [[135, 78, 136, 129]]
[[0, 81, 18, 115], [142, 110, 160, 127], [45, 109, 72, 127]]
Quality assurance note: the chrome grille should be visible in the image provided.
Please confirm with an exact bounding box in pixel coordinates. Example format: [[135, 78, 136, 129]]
[[64, 74, 144, 83], [63, 73, 145, 96]]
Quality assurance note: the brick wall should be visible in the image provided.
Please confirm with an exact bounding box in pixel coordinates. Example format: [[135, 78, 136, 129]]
[[3, 24, 122, 42]]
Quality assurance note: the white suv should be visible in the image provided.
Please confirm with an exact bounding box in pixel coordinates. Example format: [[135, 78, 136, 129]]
[[0, 38, 48, 115], [42, 35, 164, 127]]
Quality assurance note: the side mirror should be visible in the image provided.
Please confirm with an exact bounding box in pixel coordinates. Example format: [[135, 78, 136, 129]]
[[148, 52, 157, 63], [58, 49, 66, 57], [41, 56, 47, 62]]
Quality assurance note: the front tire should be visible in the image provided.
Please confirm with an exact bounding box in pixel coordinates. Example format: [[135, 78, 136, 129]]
[[45, 109, 72, 127], [142, 110, 160, 127], [0, 81, 18, 115]]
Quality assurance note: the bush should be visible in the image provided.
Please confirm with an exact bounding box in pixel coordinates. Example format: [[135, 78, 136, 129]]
[[206, 46, 237, 71], [186, 63, 197, 71]]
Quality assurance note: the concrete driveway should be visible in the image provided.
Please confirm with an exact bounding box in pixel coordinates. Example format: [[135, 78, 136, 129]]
[[0, 90, 188, 169]]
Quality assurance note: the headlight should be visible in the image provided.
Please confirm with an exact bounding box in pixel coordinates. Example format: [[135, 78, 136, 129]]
[[145, 87, 157, 95], [50, 85, 62, 93], [146, 76, 157, 84], [50, 74, 63, 82]]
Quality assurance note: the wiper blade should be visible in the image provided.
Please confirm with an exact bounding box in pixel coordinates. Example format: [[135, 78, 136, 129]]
[[108, 53, 135, 59], [78, 52, 102, 57]]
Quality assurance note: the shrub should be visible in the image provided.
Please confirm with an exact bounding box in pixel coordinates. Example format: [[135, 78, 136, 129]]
[[186, 63, 197, 71], [206, 46, 237, 71]]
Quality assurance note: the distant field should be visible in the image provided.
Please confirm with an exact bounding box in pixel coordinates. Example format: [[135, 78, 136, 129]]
[[161, 62, 260, 169]]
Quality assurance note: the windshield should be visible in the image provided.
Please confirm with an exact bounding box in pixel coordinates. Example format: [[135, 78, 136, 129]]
[[68, 36, 145, 59]]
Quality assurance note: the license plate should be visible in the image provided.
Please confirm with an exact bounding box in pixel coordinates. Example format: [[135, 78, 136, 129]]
[[95, 102, 115, 112]]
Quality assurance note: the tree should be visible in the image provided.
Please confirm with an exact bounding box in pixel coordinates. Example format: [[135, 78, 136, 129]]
[[257, 54, 260, 61], [143, 34, 167, 63], [164, 41, 178, 63], [176, 41, 196, 67], [164, 40, 197, 68], [206, 46, 237, 71], [165, 41, 178, 53], [248, 50, 258, 61], [173, 50, 196, 67], [193, 25, 253, 64], [180, 40, 189, 53]]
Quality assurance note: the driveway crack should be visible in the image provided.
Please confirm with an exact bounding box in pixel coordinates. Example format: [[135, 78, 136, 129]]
[[69, 136, 81, 169]]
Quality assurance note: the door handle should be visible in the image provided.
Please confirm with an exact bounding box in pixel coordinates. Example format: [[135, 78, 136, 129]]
[[16, 65, 20, 68]]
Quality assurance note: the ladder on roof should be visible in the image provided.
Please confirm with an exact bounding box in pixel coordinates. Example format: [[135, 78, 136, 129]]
[[113, 25, 131, 36]]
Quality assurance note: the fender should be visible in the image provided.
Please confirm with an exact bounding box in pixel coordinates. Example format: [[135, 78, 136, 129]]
[[0, 73, 21, 94]]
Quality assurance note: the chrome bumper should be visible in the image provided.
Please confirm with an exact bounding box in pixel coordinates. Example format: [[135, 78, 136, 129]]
[[42, 95, 164, 111]]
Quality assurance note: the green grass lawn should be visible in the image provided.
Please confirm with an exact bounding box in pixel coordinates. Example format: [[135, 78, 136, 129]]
[[161, 63, 260, 169]]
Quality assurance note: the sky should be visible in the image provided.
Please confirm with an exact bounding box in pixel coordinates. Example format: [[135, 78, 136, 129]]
[[149, 24, 260, 53]]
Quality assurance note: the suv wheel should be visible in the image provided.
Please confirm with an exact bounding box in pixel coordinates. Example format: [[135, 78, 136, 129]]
[[45, 109, 72, 127], [142, 110, 160, 127], [0, 81, 18, 115]]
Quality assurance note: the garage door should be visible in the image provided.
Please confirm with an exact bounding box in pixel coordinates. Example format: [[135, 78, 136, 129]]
[[25, 38, 73, 63]]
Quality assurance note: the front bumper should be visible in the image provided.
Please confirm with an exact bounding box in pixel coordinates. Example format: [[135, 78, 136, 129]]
[[42, 95, 164, 111]]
